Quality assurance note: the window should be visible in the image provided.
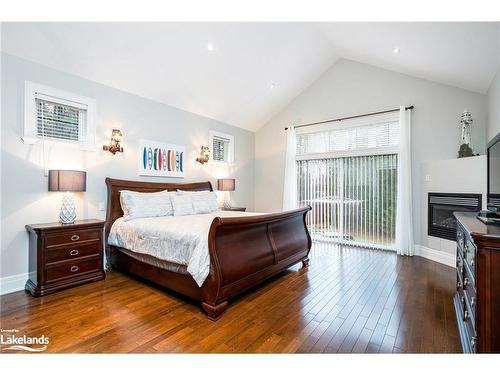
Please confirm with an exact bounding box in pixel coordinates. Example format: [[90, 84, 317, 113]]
[[23, 82, 96, 149], [296, 114, 399, 160], [209, 130, 234, 163], [296, 112, 400, 250]]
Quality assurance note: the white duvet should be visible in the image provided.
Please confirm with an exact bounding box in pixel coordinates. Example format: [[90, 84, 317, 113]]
[[108, 211, 262, 286]]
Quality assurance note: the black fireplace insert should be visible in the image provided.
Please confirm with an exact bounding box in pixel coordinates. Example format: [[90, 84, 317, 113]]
[[428, 193, 482, 241]]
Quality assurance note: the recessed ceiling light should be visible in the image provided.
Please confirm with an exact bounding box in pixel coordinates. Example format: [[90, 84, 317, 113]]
[[270, 84, 275, 89], [207, 43, 214, 52], [392, 47, 400, 54]]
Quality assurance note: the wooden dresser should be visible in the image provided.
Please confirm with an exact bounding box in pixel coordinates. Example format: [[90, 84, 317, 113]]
[[25, 219, 106, 297], [454, 212, 500, 353]]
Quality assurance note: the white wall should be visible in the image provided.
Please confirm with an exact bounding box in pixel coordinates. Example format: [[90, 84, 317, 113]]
[[0, 53, 255, 285], [487, 67, 500, 142], [254, 59, 488, 247]]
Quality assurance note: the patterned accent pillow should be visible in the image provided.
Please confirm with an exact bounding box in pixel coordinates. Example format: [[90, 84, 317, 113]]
[[176, 190, 219, 213], [120, 190, 173, 221], [171, 194, 195, 216]]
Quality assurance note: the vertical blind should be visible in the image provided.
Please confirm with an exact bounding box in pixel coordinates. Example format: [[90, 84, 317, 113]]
[[36, 96, 87, 143], [296, 113, 400, 250]]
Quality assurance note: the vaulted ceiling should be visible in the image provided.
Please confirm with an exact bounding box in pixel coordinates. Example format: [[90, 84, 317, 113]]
[[2, 22, 499, 131]]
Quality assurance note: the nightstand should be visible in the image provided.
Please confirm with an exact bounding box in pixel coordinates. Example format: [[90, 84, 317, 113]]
[[25, 219, 106, 297], [221, 207, 246, 212]]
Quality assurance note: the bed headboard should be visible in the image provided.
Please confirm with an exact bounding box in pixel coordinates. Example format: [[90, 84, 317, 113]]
[[104, 177, 213, 238]]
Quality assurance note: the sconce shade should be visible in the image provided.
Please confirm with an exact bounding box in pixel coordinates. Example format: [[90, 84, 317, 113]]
[[111, 129, 123, 141], [48, 170, 87, 192], [217, 178, 235, 191]]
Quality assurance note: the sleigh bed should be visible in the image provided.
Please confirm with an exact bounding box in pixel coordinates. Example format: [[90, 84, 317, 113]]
[[104, 177, 311, 320]]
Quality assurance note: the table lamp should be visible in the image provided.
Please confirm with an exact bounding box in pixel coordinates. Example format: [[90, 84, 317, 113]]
[[217, 178, 235, 208], [48, 170, 87, 224]]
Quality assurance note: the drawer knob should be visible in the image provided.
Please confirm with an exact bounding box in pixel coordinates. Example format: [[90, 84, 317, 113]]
[[69, 249, 79, 256], [70, 265, 79, 272], [464, 310, 469, 320], [471, 337, 476, 349], [471, 258, 475, 267], [464, 278, 469, 288], [457, 281, 462, 289], [461, 296, 465, 305], [471, 297, 476, 307], [71, 235, 80, 241], [464, 244, 469, 253]]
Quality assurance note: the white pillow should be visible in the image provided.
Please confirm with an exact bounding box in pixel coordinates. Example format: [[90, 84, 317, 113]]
[[170, 194, 195, 216], [120, 190, 173, 221], [177, 190, 219, 213]]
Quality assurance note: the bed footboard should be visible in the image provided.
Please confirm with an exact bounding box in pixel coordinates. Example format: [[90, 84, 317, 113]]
[[200, 207, 312, 320]]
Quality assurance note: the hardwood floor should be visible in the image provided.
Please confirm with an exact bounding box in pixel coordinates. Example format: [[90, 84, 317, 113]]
[[0, 242, 461, 353]]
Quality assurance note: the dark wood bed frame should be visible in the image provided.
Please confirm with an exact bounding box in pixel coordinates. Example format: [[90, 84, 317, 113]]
[[105, 177, 311, 320]]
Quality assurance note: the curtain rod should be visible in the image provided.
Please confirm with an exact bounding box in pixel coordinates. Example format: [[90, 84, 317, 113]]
[[284, 106, 414, 131]]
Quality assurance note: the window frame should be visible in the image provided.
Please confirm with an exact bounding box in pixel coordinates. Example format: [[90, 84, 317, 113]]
[[209, 130, 234, 164], [23, 81, 97, 150]]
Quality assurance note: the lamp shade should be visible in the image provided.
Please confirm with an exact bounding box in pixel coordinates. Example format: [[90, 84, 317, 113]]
[[48, 170, 86, 192], [217, 178, 235, 191]]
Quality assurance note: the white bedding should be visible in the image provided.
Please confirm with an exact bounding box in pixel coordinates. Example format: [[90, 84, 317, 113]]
[[108, 210, 263, 286]]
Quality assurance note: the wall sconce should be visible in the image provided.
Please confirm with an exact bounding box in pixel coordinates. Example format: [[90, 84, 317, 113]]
[[196, 146, 210, 164], [103, 129, 124, 154]]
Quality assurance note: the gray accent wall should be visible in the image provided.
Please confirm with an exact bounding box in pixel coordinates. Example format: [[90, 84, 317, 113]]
[[1, 53, 255, 282], [254, 59, 488, 248]]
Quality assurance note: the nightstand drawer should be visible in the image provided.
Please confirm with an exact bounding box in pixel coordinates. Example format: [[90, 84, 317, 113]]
[[45, 228, 101, 247], [46, 257, 100, 282], [45, 241, 101, 263]]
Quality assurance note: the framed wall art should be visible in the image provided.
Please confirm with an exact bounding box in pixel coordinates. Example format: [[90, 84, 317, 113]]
[[139, 139, 185, 178]]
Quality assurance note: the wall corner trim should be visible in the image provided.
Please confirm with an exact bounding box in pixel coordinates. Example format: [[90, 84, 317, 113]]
[[0, 273, 28, 295], [414, 245, 455, 268]]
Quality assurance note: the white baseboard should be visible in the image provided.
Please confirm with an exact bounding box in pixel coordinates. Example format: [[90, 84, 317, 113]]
[[414, 245, 455, 268], [0, 273, 28, 295]]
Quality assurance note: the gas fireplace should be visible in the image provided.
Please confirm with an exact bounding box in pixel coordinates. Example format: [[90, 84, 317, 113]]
[[428, 193, 482, 241]]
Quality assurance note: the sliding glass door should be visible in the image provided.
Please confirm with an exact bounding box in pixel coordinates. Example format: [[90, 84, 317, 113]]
[[297, 154, 397, 249], [295, 112, 400, 250]]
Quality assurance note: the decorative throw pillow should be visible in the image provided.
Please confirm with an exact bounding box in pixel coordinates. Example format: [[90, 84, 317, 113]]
[[177, 190, 219, 213], [119, 190, 173, 221], [170, 194, 195, 216]]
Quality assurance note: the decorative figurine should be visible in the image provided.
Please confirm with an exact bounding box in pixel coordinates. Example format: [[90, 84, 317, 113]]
[[458, 109, 474, 158]]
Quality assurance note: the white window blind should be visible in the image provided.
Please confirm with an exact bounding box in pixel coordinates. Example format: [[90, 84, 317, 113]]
[[23, 81, 96, 149], [212, 135, 230, 162], [36, 98, 87, 142], [209, 130, 234, 163], [296, 113, 400, 159], [296, 112, 400, 250]]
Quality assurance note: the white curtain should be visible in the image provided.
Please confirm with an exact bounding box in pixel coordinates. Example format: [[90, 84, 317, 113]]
[[282, 125, 297, 211], [395, 106, 414, 256]]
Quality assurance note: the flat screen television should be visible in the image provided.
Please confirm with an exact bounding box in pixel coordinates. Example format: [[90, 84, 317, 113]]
[[479, 132, 500, 224]]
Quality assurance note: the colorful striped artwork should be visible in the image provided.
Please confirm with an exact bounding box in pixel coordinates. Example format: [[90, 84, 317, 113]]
[[138, 140, 185, 178]]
